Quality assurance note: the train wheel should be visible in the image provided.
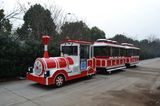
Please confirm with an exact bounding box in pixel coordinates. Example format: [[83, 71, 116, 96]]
[[55, 75, 65, 87], [126, 64, 130, 68], [108, 71, 112, 75], [88, 75, 93, 79]]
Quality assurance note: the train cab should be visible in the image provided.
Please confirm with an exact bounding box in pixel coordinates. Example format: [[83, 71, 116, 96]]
[[60, 40, 96, 77]]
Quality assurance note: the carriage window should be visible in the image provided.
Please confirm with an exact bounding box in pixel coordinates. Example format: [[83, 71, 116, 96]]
[[94, 46, 111, 57], [62, 46, 78, 55], [132, 49, 135, 56], [120, 48, 126, 56], [112, 47, 120, 56], [136, 49, 140, 55], [126, 49, 133, 56], [133, 49, 137, 56]]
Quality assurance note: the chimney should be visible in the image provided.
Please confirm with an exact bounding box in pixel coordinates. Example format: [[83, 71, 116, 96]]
[[42, 35, 50, 58]]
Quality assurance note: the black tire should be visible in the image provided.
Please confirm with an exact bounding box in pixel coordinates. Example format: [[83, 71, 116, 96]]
[[108, 71, 112, 75], [126, 63, 130, 68], [88, 75, 93, 79], [134, 65, 137, 67], [55, 75, 65, 87]]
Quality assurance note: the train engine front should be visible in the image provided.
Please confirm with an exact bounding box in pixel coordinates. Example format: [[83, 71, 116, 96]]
[[27, 35, 74, 87]]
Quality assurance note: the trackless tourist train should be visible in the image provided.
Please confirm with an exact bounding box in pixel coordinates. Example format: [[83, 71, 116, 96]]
[[27, 35, 140, 87]]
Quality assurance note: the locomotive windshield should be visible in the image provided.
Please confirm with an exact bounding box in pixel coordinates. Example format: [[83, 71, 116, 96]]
[[62, 46, 78, 55]]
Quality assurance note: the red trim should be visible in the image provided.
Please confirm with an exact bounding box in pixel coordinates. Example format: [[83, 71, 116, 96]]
[[107, 60, 111, 66], [93, 58, 96, 69], [112, 60, 116, 66], [67, 71, 88, 81], [116, 59, 119, 65], [95, 56, 109, 59], [88, 59, 93, 67], [102, 60, 106, 66], [88, 67, 95, 74], [47, 68, 96, 85], [27, 73, 46, 85], [96, 59, 101, 66]]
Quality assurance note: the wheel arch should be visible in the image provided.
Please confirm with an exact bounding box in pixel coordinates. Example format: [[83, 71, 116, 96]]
[[48, 69, 68, 85], [54, 72, 66, 82]]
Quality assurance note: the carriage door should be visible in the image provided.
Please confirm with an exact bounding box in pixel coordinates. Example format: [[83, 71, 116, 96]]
[[80, 45, 90, 71]]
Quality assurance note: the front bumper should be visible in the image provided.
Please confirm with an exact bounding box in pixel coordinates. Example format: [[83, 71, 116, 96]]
[[27, 73, 46, 85], [26, 73, 54, 85]]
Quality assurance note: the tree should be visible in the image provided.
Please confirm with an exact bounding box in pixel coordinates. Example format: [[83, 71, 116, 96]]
[[60, 21, 90, 40], [0, 9, 24, 78], [17, 4, 57, 40], [110, 34, 160, 60], [0, 9, 12, 35], [111, 34, 135, 44], [89, 26, 106, 41]]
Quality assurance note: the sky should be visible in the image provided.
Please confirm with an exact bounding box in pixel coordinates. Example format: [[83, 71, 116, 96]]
[[1, 0, 160, 40]]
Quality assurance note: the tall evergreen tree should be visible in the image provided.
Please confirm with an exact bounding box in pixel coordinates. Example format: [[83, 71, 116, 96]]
[[17, 4, 57, 40], [89, 26, 106, 41], [60, 21, 106, 41]]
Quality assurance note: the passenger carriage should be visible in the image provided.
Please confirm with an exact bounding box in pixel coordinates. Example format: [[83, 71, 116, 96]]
[[92, 39, 140, 73], [121, 43, 140, 67], [92, 39, 126, 73]]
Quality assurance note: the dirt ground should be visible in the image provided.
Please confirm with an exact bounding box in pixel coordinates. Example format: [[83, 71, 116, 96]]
[[92, 79, 160, 106], [0, 58, 160, 106], [90, 63, 160, 106]]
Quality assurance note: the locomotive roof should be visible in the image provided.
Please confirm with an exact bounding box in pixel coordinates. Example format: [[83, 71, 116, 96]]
[[61, 40, 92, 45]]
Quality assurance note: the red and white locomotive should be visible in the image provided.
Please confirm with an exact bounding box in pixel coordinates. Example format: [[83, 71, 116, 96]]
[[27, 35, 96, 87], [27, 36, 140, 87]]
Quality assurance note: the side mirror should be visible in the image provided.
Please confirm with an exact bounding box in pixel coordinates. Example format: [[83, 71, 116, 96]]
[[28, 67, 33, 73]]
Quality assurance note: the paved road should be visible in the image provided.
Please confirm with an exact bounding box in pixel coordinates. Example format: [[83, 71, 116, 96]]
[[0, 58, 160, 106]]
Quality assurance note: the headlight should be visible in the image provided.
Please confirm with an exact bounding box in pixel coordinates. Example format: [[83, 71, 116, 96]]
[[44, 70, 50, 78], [28, 67, 33, 73]]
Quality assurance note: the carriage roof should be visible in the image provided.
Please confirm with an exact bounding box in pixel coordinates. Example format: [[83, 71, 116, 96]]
[[93, 39, 125, 48], [93, 39, 140, 50], [61, 40, 92, 45], [121, 43, 140, 50]]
